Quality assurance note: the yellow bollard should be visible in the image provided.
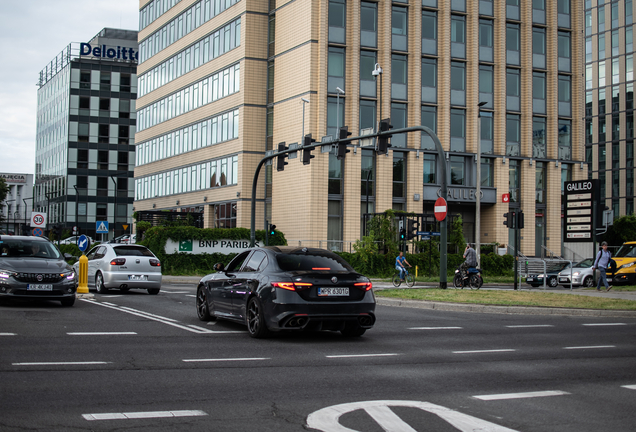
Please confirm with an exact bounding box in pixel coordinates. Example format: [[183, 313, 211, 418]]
[[77, 254, 88, 294], [416, 265, 418, 278]]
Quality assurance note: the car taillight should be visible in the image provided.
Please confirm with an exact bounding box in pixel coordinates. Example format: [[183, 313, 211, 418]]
[[110, 258, 126, 265], [150, 259, 161, 267], [272, 282, 313, 291], [354, 282, 373, 291]]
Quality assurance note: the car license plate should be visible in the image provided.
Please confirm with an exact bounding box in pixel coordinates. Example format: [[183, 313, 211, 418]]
[[27, 284, 53, 291], [128, 275, 148, 281], [318, 287, 349, 297], [526, 277, 534, 282], [559, 277, 568, 282]]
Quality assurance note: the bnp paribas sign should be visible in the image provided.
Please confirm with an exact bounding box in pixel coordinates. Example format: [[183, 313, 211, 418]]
[[165, 239, 261, 254]]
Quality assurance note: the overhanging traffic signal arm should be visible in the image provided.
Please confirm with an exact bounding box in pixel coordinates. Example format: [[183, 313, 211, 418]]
[[302, 134, 316, 165], [406, 219, 419, 240], [377, 118, 393, 155], [337, 126, 352, 160], [276, 142, 288, 171]]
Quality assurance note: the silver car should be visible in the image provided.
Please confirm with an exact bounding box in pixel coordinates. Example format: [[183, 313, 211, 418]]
[[74, 244, 162, 294], [558, 258, 596, 288]]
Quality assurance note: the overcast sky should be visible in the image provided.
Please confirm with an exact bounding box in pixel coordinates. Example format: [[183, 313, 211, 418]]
[[0, 0, 139, 176]]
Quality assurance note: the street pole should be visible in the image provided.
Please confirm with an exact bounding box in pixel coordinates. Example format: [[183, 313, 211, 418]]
[[301, 98, 309, 141], [335, 87, 345, 135], [475, 101, 487, 265]]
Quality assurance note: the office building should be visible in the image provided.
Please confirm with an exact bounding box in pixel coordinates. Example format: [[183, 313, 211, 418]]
[[134, 0, 585, 257], [35, 28, 138, 240], [0, 173, 34, 235]]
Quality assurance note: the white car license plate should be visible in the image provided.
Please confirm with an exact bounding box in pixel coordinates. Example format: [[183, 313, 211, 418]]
[[27, 284, 53, 291], [318, 287, 349, 297], [559, 277, 568, 282], [526, 277, 534, 282], [128, 275, 148, 281]]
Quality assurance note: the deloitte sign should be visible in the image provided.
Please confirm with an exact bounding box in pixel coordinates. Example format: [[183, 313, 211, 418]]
[[80, 43, 138, 61]]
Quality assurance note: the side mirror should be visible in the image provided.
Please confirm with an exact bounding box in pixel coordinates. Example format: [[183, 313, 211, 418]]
[[213, 262, 225, 272], [64, 253, 73, 259]]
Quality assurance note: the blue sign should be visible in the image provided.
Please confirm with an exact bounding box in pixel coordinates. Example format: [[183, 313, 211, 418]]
[[32, 228, 43, 237], [77, 234, 89, 252], [417, 231, 441, 236], [96, 221, 109, 233]]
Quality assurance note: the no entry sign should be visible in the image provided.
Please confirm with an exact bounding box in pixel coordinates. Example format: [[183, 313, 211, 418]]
[[434, 197, 447, 222]]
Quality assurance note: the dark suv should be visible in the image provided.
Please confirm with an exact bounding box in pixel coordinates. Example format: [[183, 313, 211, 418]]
[[0, 236, 77, 306]]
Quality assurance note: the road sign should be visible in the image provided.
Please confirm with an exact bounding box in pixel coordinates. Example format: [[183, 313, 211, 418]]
[[72, 225, 78, 235], [30, 212, 47, 228], [434, 197, 447, 222], [96, 221, 109, 233], [32, 228, 43, 237], [77, 234, 89, 252], [502, 193, 510, 203], [417, 231, 441, 236], [122, 224, 129, 231]]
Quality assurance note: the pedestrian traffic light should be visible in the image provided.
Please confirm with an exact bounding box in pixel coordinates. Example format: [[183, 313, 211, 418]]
[[302, 134, 316, 165], [269, 224, 276, 236], [406, 219, 419, 240], [276, 142, 288, 171], [377, 118, 393, 155], [399, 228, 406, 240], [517, 210, 524, 229], [337, 126, 352, 160]]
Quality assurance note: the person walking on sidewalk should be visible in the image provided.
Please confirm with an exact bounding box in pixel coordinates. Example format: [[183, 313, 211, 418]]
[[592, 241, 612, 292]]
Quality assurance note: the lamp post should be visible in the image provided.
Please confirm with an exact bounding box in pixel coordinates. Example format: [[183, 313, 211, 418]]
[[110, 176, 118, 241], [3, 199, 15, 233], [372, 63, 383, 131], [335, 87, 345, 133], [476, 101, 488, 265], [301, 97, 309, 140]]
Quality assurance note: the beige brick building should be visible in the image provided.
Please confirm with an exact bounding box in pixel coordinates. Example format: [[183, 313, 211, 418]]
[[134, 0, 585, 257]]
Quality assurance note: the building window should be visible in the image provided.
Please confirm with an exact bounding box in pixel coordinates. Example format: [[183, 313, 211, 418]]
[[328, 47, 345, 94], [599, 6, 606, 33], [558, 31, 571, 72], [507, 68, 520, 112], [532, 27, 546, 69], [80, 70, 91, 89], [450, 15, 466, 59], [360, 51, 377, 98], [97, 177, 108, 197], [361, 149, 375, 198], [391, 54, 407, 100], [533, 117, 547, 159], [98, 124, 109, 144], [479, 19, 493, 62], [390, 103, 407, 148], [533, 72, 546, 115], [506, 114, 520, 156], [213, 202, 237, 228], [558, 0, 570, 28], [450, 61, 466, 106], [327, 96, 344, 140], [506, 24, 520, 66], [536, 162, 546, 204], [421, 58, 437, 103], [509, 160, 520, 203], [480, 112, 493, 154], [627, 0, 634, 25], [328, 0, 346, 44], [533, 0, 546, 24], [361, 2, 377, 48], [328, 154, 343, 195], [100, 72, 111, 91], [558, 120, 571, 160], [450, 109, 465, 152], [599, 115, 606, 143], [78, 149, 88, 169], [507, 0, 520, 20], [359, 100, 376, 133], [392, 6, 408, 51], [422, 11, 437, 55], [423, 153, 436, 184], [327, 200, 342, 251], [586, 10, 592, 36], [559, 76, 571, 118], [79, 96, 90, 115], [421, 105, 437, 150], [479, 65, 493, 108], [450, 156, 465, 185], [481, 158, 494, 187], [393, 152, 406, 198], [480, 0, 493, 16]]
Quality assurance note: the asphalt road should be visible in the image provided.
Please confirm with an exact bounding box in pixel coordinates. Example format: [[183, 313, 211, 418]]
[[1, 282, 635, 431]]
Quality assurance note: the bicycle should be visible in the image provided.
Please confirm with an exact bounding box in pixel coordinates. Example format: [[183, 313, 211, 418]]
[[392, 267, 415, 287]]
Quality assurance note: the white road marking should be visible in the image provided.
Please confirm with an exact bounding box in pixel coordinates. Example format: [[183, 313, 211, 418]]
[[582, 323, 627, 326], [163, 291, 190, 294], [564, 345, 616, 350], [473, 390, 570, 401], [409, 326, 463, 330], [183, 357, 270, 362], [453, 349, 516, 354], [67, 332, 137, 336], [186, 325, 243, 334], [83, 410, 207, 421], [326, 353, 399, 358], [506, 325, 554, 328], [185, 294, 196, 298], [13, 361, 110, 366], [101, 302, 117, 306], [621, 385, 636, 390], [0, 333, 17, 336], [120, 306, 179, 322]]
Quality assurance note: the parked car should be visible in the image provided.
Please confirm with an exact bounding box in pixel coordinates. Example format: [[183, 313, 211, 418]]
[[558, 258, 597, 288], [610, 241, 636, 285], [196, 246, 376, 338], [0, 236, 77, 306], [60, 235, 94, 245], [109, 235, 129, 244], [525, 261, 571, 287], [73, 244, 162, 294]]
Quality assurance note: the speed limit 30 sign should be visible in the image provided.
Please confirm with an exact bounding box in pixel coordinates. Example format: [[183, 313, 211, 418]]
[[31, 212, 48, 228]]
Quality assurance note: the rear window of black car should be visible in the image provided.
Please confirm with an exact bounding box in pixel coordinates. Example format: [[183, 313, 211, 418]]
[[276, 251, 354, 272], [113, 246, 154, 257]]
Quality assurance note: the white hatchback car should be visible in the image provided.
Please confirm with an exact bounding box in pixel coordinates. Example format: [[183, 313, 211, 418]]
[[558, 258, 597, 288], [74, 244, 162, 294]]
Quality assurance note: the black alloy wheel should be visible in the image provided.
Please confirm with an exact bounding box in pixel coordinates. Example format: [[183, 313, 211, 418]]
[[246, 296, 270, 338], [196, 286, 214, 321]]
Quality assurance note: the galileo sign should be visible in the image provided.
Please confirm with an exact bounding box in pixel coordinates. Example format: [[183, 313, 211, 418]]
[[165, 239, 260, 254]]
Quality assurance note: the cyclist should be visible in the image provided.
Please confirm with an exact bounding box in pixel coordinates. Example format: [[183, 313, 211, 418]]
[[395, 251, 412, 281], [460, 243, 477, 281]]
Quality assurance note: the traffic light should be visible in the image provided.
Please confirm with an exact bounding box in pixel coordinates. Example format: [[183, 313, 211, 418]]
[[337, 126, 352, 160], [276, 142, 288, 171], [269, 224, 276, 236], [302, 134, 316, 165], [406, 219, 419, 240], [377, 118, 393, 155], [503, 212, 510, 228], [399, 228, 406, 240], [517, 210, 524, 229]]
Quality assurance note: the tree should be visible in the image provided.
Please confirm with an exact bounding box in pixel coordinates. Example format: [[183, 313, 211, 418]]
[[448, 214, 466, 252], [0, 178, 9, 225], [602, 214, 636, 246]]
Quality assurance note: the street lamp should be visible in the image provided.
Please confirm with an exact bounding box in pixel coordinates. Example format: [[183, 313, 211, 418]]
[[301, 97, 309, 140], [335, 87, 345, 133], [372, 63, 383, 131], [475, 101, 488, 265]]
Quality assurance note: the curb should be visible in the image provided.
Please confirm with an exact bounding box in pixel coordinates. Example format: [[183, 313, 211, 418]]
[[376, 297, 636, 318]]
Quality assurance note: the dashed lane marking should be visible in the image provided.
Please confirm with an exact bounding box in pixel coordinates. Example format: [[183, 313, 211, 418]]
[[1, 333, 17, 336], [563, 345, 616, 350], [506, 325, 554, 328], [83, 410, 207, 421], [453, 349, 516, 354], [409, 326, 463, 330], [582, 323, 627, 326], [13, 361, 110, 366], [326, 353, 399, 359], [473, 390, 570, 401], [621, 385, 636, 390], [67, 332, 137, 336], [183, 357, 270, 363]]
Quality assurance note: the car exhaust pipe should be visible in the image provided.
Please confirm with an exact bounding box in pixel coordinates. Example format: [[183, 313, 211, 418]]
[[119, 284, 128, 289], [284, 316, 308, 328], [358, 315, 374, 327]]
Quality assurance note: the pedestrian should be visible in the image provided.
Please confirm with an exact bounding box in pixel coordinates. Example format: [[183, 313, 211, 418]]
[[395, 251, 411, 281], [592, 241, 612, 292]]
